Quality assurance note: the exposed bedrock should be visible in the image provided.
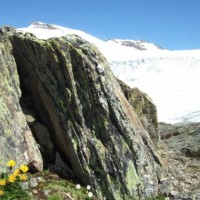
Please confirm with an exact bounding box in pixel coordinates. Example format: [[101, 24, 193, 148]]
[[1, 27, 163, 199], [119, 80, 158, 145]]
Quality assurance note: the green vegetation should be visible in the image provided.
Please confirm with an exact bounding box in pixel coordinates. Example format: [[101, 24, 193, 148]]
[[146, 195, 167, 200], [28, 170, 97, 200], [0, 164, 98, 199]]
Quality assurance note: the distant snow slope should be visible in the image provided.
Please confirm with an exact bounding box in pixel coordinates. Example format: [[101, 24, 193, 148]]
[[17, 22, 200, 124]]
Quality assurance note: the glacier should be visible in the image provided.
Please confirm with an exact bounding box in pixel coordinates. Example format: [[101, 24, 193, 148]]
[[17, 22, 200, 123]]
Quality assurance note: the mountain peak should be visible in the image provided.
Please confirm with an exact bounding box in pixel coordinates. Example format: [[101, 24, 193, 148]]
[[107, 39, 165, 50], [30, 21, 58, 30], [31, 21, 44, 25]]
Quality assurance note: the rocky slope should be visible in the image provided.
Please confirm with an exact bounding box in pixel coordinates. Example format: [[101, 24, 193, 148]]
[[158, 122, 200, 199], [0, 26, 163, 199]]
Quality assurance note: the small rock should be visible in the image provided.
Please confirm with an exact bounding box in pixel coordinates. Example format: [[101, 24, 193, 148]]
[[159, 181, 174, 196], [32, 189, 38, 194], [180, 182, 186, 188], [36, 177, 45, 183], [149, 180, 154, 185], [25, 114, 36, 124], [159, 177, 168, 183], [29, 177, 38, 188], [173, 180, 179, 186], [185, 179, 192, 185], [44, 190, 51, 197], [170, 190, 179, 197]]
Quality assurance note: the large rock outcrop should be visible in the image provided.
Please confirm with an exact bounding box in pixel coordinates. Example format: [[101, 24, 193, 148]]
[[119, 80, 158, 145], [1, 27, 163, 199], [0, 27, 43, 171]]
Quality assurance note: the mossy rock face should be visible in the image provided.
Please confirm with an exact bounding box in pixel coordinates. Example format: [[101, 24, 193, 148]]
[[119, 80, 158, 145], [0, 27, 43, 171], [1, 28, 163, 199]]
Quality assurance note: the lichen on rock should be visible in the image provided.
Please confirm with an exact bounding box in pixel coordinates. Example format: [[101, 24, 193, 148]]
[[119, 79, 159, 145], [0, 28, 43, 171]]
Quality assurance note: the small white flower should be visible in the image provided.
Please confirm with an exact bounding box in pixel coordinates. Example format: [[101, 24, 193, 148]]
[[103, 198, 106, 200], [87, 185, 91, 190], [88, 192, 93, 198], [76, 184, 81, 189]]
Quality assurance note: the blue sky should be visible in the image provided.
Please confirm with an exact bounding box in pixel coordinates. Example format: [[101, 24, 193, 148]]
[[1, 0, 200, 50]]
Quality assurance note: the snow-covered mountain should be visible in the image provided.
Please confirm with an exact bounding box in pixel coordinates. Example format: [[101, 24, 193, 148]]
[[17, 22, 200, 124], [107, 39, 164, 50]]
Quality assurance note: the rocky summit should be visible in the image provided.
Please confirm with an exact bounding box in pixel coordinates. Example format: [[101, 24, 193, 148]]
[[0, 26, 164, 199]]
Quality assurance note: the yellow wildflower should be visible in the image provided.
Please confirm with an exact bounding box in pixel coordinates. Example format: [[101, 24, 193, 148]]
[[13, 169, 20, 176], [0, 179, 6, 186], [7, 160, 16, 167], [20, 164, 29, 173], [0, 190, 4, 196], [8, 174, 16, 183], [19, 174, 27, 181]]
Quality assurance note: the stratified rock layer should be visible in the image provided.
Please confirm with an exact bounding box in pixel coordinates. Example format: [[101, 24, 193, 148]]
[[0, 27, 163, 199], [0, 27, 43, 171]]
